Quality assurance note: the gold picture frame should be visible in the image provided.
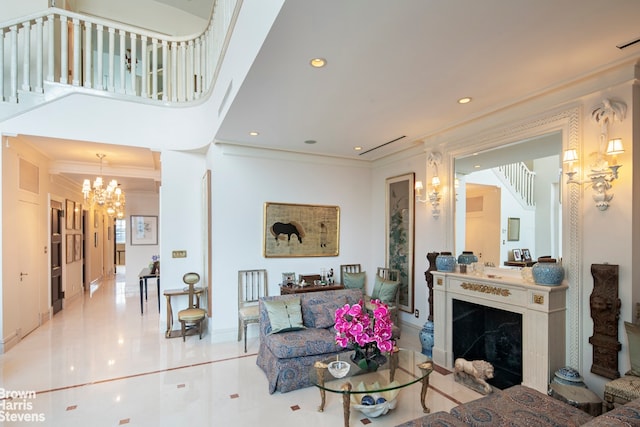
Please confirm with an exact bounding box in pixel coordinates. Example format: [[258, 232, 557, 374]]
[[66, 234, 74, 263], [65, 199, 74, 229], [385, 173, 415, 314], [263, 202, 339, 258]]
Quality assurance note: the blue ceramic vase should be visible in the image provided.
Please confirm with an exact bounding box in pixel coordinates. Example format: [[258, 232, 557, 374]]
[[532, 258, 564, 286], [420, 320, 434, 357], [435, 252, 456, 272], [457, 251, 478, 265]]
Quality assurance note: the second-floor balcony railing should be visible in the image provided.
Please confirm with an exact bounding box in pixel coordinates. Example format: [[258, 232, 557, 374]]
[[0, 0, 238, 114]]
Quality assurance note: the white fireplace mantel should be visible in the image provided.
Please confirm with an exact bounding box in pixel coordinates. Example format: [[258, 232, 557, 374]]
[[432, 270, 568, 393]]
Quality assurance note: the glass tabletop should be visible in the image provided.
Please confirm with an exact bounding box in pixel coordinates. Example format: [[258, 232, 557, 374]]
[[309, 348, 433, 394]]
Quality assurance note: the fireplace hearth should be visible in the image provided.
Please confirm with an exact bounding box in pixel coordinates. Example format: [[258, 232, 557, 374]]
[[453, 299, 522, 389]]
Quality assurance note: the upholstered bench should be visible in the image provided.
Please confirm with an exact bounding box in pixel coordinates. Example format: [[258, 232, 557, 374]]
[[604, 375, 640, 411]]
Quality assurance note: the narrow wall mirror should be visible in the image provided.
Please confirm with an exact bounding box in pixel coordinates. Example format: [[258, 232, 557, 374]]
[[507, 217, 520, 241]]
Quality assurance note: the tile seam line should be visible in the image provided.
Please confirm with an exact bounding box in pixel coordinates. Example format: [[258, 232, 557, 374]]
[[0, 352, 257, 399]]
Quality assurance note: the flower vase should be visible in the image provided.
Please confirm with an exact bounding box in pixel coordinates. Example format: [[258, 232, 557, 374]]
[[351, 344, 387, 372]]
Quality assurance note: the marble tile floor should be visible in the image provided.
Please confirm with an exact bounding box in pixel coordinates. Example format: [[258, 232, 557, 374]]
[[0, 268, 481, 426]]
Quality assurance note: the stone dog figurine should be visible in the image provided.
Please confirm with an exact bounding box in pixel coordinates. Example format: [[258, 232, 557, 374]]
[[454, 358, 495, 395]]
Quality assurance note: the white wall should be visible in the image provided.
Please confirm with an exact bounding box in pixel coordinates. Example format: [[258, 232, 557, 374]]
[[207, 143, 373, 340]]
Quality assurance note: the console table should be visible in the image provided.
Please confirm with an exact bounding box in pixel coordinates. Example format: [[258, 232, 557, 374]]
[[280, 283, 344, 295], [138, 267, 160, 314]]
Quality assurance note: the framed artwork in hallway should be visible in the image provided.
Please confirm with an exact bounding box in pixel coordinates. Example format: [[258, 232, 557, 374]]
[[131, 215, 158, 245], [65, 199, 74, 229]]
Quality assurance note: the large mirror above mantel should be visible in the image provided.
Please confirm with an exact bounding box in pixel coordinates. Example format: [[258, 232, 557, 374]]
[[441, 106, 582, 371], [454, 131, 562, 268]]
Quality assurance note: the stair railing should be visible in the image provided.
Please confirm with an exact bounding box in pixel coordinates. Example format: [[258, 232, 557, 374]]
[[496, 162, 536, 208], [0, 0, 239, 109]]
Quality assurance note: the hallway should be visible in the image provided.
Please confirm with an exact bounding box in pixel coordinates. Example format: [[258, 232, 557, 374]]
[[0, 269, 479, 426]]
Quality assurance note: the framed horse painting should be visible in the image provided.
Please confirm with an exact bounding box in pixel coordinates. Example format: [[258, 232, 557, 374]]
[[263, 202, 339, 258]]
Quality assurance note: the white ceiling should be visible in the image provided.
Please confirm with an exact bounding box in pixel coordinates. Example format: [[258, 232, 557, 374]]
[[18, 0, 640, 192], [216, 0, 640, 160]]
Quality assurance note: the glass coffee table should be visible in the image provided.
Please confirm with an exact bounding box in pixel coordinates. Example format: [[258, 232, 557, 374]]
[[310, 348, 433, 427]]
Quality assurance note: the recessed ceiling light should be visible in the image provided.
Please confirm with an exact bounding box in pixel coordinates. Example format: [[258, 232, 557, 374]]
[[310, 58, 327, 68], [458, 97, 472, 104], [354, 146, 362, 151], [249, 131, 259, 136], [474, 164, 481, 169], [304, 140, 317, 144]]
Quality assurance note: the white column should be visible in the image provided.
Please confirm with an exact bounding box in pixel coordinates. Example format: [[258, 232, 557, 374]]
[[72, 18, 80, 86], [0, 29, 4, 102], [161, 40, 168, 101], [107, 27, 115, 92], [60, 16, 68, 84], [95, 24, 103, 90], [9, 25, 17, 102], [83, 21, 92, 88], [140, 35, 147, 98], [118, 30, 126, 93], [22, 21, 31, 92], [35, 18, 43, 93], [46, 15, 54, 83], [129, 33, 136, 95]]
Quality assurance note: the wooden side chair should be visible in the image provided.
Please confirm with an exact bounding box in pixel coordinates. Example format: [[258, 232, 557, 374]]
[[372, 267, 401, 331], [177, 272, 206, 341], [238, 269, 267, 353]]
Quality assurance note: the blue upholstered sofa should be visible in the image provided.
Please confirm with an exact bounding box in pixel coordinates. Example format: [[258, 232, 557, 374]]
[[396, 384, 640, 426], [256, 288, 363, 394]]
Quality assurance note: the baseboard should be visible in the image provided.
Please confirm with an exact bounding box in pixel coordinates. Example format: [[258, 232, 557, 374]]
[[0, 331, 20, 354]]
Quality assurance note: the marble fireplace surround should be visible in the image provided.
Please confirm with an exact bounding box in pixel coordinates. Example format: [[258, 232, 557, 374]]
[[432, 270, 568, 393]]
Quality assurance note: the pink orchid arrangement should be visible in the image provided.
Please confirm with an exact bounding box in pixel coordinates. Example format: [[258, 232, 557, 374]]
[[334, 299, 394, 353]]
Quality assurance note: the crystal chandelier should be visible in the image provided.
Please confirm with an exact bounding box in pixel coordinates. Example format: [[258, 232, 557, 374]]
[[82, 154, 126, 218]]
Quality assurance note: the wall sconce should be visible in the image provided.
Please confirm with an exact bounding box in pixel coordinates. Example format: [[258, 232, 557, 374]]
[[416, 151, 442, 217], [563, 98, 626, 211]]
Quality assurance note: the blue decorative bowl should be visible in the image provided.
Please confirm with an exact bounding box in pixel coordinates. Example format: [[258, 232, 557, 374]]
[[532, 258, 564, 286], [458, 251, 478, 265], [436, 252, 456, 272], [553, 366, 586, 387]]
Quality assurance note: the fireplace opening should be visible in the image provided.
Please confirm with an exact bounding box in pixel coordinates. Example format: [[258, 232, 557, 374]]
[[452, 299, 523, 390]]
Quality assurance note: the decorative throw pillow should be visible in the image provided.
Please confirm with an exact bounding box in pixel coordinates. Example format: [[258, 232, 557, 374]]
[[303, 295, 348, 329], [625, 321, 640, 376], [263, 298, 305, 334], [371, 275, 399, 305], [343, 272, 366, 290]]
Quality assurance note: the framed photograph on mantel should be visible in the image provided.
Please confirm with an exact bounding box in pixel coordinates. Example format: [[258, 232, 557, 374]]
[[131, 215, 158, 245], [263, 202, 339, 258], [385, 173, 415, 314]]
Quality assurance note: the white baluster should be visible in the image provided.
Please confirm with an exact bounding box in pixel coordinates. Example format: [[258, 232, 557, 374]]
[[35, 18, 43, 93], [9, 25, 17, 102], [0, 29, 4, 102], [72, 18, 80, 86], [179, 41, 186, 102], [170, 41, 177, 102], [162, 40, 168, 101], [108, 27, 115, 92], [46, 15, 54, 83], [129, 33, 136, 95], [151, 38, 158, 100], [84, 21, 92, 88], [140, 35, 147, 98], [187, 40, 194, 101], [22, 21, 31, 92], [60, 16, 68, 84], [118, 30, 126, 93], [194, 37, 201, 98], [95, 24, 103, 90]]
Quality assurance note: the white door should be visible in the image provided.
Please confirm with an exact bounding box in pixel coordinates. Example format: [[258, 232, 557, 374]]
[[465, 185, 501, 266], [17, 200, 40, 336]]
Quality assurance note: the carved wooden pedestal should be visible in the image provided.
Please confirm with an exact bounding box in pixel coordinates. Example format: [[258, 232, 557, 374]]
[[589, 263, 621, 379]]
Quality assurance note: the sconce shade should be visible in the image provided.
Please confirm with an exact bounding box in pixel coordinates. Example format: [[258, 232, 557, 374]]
[[563, 149, 578, 163], [415, 181, 424, 191], [431, 176, 441, 188], [606, 138, 624, 155]]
